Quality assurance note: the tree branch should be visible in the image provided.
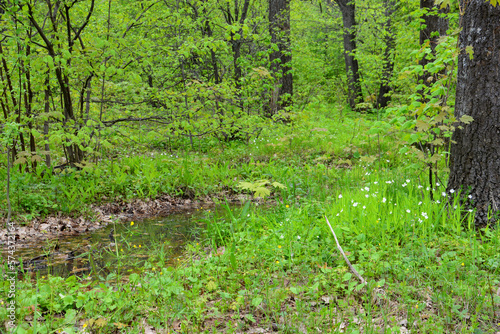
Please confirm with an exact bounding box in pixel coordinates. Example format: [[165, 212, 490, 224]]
[[325, 216, 367, 284], [101, 116, 172, 126]]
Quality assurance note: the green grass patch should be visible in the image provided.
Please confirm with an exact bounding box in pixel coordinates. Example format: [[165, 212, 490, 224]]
[[1, 107, 499, 333]]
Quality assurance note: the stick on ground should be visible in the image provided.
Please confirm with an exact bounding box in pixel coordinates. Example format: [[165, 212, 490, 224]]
[[325, 216, 367, 285]]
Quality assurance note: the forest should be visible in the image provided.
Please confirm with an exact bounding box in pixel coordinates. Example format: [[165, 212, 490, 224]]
[[0, 0, 499, 332]]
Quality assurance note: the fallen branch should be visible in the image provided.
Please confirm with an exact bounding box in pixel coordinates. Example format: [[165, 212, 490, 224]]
[[325, 216, 367, 285], [101, 116, 172, 126]]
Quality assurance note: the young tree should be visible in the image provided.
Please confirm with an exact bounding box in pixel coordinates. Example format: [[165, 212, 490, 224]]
[[447, 0, 500, 227], [268, 0, 292, 115], [419, 0, 448, 53], [418, 0, 448, 95]]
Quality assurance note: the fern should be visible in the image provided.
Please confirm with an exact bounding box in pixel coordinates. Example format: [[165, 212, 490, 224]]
[[237, 179, 286, 198]]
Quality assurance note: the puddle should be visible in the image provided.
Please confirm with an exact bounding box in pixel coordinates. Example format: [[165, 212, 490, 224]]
[[1, 207, 222, 279]]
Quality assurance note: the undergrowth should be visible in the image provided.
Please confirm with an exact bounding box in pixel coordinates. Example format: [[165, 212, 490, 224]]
[[1, 106, 500, 333]]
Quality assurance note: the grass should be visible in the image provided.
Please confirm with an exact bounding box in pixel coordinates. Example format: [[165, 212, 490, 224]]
[[1, 105, 500, 333]]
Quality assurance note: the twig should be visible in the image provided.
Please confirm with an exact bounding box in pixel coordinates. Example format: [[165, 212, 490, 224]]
[[325, 216, 367, 284], [6, 145, 12, 228]]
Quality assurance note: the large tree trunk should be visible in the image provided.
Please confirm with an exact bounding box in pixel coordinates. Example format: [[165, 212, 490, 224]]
[[268, 0, 293, 116], [335, 0, 362, 110], [447, 0, 500, 227]]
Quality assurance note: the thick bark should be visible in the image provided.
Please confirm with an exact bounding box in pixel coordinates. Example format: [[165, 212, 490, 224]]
[[447, 0, 500, 227], [335, 0, 362, 110], [376, 0, 396, 109], [268, 0, 293, 115]]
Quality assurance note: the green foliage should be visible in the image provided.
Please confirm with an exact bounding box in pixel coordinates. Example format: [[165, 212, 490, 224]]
[[366, 23, 472, 194], [1, 0, 499, 331], [237, 179, 286, 198], [3, 171, 500, 332]]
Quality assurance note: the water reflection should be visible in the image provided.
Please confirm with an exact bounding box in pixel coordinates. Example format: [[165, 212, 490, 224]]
[[2, 208, 213, 279]]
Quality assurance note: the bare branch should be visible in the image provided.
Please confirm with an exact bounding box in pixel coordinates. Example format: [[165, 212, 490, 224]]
[[101, 116, 172, 126], [325, 216, 367, 284]]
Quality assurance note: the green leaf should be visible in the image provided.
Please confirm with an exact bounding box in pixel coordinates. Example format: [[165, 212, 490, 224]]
[[251, 297, 263, 307], [254, 187, 271, 198], [399, 147, 410, 154], [428, 154, 441, 163], [237, 181, 255, 190], [207, 280, 217, 291], [63, 294, 75, 306], [465, 46, 474, 60], [64, 309, 77, 324], [416, 119, 431, 131], [436, 0, 451, 9], [129, 273, 139, 283], [245, 314, 256, 323], [271, 181, 286, 189], [460, 115, 474, 124], [342, 272, 352, 281]]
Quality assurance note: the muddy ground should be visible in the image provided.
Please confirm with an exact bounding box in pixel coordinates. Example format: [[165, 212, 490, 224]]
[[0, 193, 256, 249]]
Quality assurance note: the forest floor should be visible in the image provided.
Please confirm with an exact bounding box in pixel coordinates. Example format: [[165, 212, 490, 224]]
[[0, 193, 253, 248], [1, 107, 500, 333]]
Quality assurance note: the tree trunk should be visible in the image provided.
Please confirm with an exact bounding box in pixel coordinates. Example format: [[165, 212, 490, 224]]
[[225, 0, 250, 88], [268, 0, 293, 115], [335, 0, 362, 110], [418, 0, 449, 90], [376, 0, 396, 109], [447, 0, 500, 227], [419, 0, 448, 52]]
